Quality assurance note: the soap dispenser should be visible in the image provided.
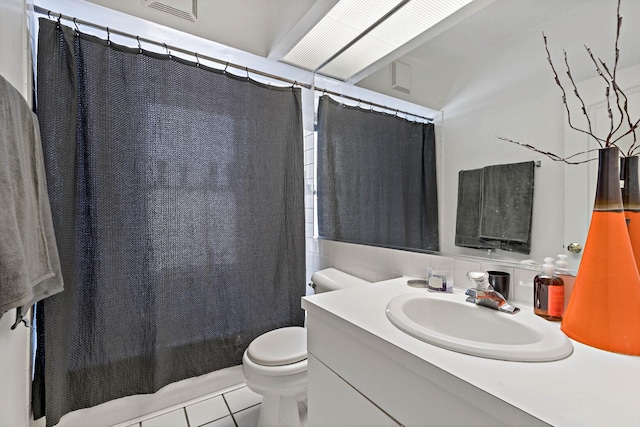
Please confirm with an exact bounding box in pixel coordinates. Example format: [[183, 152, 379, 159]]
[[534, 257, 565, 321]]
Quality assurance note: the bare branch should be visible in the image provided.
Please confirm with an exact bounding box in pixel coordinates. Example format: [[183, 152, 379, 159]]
[[592, 0, 632, 151], [497, 136, 598, 165], [543, 33, 607, 147], [611, 117, 640, 146], [602, 59, 638, 154], [610, 2, 637, 154], [507, 1, 638, 161], [584, 47, 616, 142], [592, 52, 626, 140], [563, 48, 610, 145], [613, 1, 622, 83]]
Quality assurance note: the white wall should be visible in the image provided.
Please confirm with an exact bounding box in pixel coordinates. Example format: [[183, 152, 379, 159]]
[[0, 0, 31, 425]]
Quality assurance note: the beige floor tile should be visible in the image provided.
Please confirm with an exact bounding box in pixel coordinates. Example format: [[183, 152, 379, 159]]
[[201, 415, 237, 427], [141, 409, 188, 427], [233, 404, 261, 427], [185, 395, 230, 426], [223, 386, 262, 413]]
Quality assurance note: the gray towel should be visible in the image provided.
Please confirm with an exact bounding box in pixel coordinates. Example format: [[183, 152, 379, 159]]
[[0, 74, 63, 315], [479, 161, 535, 243], [455, 168, 499, 250], [455, 161, 535, 255]]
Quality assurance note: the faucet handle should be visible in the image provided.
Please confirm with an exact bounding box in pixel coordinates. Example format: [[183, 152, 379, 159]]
[[467, 271, 489, 290]]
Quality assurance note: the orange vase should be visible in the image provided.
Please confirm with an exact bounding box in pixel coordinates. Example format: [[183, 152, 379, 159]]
[[622, 156, 640, 269], [561, 147, 640, 355]]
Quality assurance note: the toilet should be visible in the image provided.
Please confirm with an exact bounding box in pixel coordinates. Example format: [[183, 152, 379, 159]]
[[242, 268, 370, 427]]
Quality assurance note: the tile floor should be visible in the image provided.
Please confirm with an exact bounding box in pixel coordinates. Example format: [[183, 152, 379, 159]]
[[117, 384, 262, 427]]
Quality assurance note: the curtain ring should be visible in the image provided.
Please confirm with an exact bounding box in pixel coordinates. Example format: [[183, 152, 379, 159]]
[[136, 36, 142, 53], [245, 67, 249, 80], [163, 43, 171, 57], [223, 62, 229, 74], [56, 14, 61, 29], [290, 80, 297, 90], [195, 52, 200, 67], [73, 17, 79, 33], [47, 10, 52, 19], [106, 27, 110, 45]]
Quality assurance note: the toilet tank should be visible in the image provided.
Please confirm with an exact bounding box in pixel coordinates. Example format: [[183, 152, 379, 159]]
[[310, 268, 371, 293]]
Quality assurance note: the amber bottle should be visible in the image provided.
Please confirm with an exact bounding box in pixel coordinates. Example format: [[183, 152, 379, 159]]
[[534, 257, 564, 321]]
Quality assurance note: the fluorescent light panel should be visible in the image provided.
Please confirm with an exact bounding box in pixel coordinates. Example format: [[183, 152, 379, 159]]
[[282, 0, 474, 80], [282, 0, 403, 72]]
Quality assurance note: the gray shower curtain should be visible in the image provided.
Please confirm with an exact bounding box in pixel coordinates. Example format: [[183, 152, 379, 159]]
[[317, 95, 439, 251], [33, 19, 305, 426]]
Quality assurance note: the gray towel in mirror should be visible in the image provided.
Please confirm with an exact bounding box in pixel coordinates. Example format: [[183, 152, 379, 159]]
[[455, 161, 534, 255], [479, 161, 535, 243], [455, 168, 499, 250]]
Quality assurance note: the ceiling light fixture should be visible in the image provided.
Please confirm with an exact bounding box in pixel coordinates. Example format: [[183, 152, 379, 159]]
[[281, 0, 475, 81]]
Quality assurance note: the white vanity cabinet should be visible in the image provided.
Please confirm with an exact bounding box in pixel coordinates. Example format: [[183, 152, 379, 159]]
[[303, 278, 640, 427], [308, 354, 400, 426], [303, 282, 548, 427]]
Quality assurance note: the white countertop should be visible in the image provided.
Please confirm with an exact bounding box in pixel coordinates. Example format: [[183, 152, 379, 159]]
[[302, 277, 640, 427]]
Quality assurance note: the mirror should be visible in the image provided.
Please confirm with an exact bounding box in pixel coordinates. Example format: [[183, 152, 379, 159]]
[[355, 0, 640, 270], [41, 0, 640, 272]]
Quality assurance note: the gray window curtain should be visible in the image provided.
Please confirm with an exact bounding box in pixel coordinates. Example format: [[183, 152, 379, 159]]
[[33, 19, 305, 426], [317, 95, 439, 251]]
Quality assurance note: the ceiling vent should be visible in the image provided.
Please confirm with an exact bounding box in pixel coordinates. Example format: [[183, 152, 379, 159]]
[[391, 61, 411, 94], [143, 0, 197, 22]]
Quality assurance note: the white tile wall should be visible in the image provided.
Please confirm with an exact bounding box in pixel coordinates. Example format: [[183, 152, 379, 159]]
[[453, 259, 482, 290], [305, 238, 542, 305], [513, 267, 537, 306], [375, 247, 395, 272]]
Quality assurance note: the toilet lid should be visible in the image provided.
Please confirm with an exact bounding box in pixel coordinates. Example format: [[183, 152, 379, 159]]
[[246, 326, 307, 366]]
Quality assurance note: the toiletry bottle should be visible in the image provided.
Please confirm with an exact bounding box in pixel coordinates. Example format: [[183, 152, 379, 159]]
[[556, 254, 569, 274], [533, 257, 565, 321], [556, 254, 575, 313]]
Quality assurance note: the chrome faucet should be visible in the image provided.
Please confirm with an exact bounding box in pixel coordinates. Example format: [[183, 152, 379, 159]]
[[465, 272, 520, 314]]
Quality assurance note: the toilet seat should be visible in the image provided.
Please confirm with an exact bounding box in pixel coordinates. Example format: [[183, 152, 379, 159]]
[[246, 326, 307, 366], [241, 270, 366, 427]]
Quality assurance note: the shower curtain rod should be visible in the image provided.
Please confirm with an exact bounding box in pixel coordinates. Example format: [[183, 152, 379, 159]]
[[33, 6, 433, 123]]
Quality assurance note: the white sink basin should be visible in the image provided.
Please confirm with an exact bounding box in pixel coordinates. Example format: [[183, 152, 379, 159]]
[[386, 293, 573, 362]]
